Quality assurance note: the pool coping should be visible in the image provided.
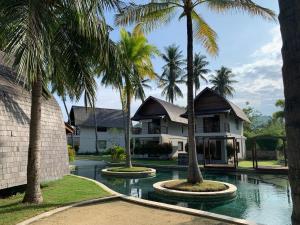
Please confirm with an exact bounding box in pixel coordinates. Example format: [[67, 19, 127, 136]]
[[101, 168, 156, 178], [153, 179, 237, 199], [17, 175, 256, 225]]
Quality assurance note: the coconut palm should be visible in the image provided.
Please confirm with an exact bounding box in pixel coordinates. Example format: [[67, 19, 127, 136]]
[[115, 0, 276, 184], [102, 26, 158, 168], [278, 1, 300, 223], [0, 0, 120, 203], [183, 53, 210, 97], [210, 67, 237, 98], [159, 45, 186, 103]]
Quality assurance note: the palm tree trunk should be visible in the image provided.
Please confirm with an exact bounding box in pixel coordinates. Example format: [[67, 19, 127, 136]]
[[119, 88, 128, 154], [125, 88, 132, 168], [23, 73, 43, 204], [279, 1, 300, 224], [186, 5, 203, 184], [94, 110, 99, 154]]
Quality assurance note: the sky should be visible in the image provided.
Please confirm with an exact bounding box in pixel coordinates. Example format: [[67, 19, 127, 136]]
[[55, 1, 283, 121]]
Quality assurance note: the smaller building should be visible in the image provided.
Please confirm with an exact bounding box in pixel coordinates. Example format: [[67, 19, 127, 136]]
[[69, 106, 125, 153], [132, 96, 188, 158]]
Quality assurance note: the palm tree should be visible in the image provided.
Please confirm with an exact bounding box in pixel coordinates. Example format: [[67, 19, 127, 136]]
[[115, 0, 276, 184], [278, 1, 300, 223], [210, 66, 237, 98], [159, 45, 186, 103], [183, 53, 210, 97], [0, 0, 120, 203], [103, 26, 158, 168]]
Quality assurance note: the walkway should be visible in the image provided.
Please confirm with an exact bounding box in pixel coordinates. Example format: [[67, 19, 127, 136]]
[[30, 200, 232, 225]]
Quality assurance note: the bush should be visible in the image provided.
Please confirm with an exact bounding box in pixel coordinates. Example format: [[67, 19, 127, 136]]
[[110, 146, 126, 162], [74, 145, 79, 153], [68, 145, 76, 162], [134, 143, 173, 155], [246, 136, 281, 151]]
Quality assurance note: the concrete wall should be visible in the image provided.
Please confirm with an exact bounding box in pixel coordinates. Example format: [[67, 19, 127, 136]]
[[0, 71, 69, 190], [78, 127, 125, 153]]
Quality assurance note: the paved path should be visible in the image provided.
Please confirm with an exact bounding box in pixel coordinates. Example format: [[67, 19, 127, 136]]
[[30, 200, 230, 225]]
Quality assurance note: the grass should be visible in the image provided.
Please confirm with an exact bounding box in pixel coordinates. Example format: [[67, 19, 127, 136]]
[[163, 179, 228, 192], [238, 160, 284, 168], [0, 175, 111, 225], [75, 154, 111, 161], [107, 166, 151, 172]]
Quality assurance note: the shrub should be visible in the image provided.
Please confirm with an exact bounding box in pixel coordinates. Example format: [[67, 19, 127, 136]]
[[110, 146, 126, 162], [74, 145, 79, 153], [68, 145, 76, 162], [246, 136, 281, 151]]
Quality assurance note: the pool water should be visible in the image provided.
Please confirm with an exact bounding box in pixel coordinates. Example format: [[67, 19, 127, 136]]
[[72, 163, 292, 225]]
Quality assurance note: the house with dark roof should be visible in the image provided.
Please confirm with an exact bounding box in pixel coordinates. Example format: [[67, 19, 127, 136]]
[[131, 96, 188, 158], [187, 87, 250, 164], [69, 106, 125, 153]]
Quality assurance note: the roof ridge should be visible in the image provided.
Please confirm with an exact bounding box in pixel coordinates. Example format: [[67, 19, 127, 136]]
[[71, 105, 122, 111]]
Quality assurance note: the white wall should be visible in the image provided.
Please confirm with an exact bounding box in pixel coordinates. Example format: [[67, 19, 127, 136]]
[[78, 126, 125, 153]]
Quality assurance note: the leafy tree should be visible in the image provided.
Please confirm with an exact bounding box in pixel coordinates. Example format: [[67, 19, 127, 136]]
[[0, 0, 120, 203], [102, 26, 158, 168], [115, 0, 275, 184], [159, 44, 186, 103], [273, 99, 285, 123], [210, 66, 237, 98]]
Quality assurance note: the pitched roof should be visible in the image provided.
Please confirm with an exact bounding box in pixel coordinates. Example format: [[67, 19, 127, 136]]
[[132, 96, 187, 124], [192, 87, 250, 123], [70, 106, 125, 128]]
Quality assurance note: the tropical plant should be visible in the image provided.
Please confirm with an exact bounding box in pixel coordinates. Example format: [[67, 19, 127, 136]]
[[279, 1, 300, 223], [159, 44, 186, 103], [110, 146, 126, 162], [0, 0, 120, 203], [115, 0, 276, 184], [102, 25, 158, 168], [183, 53, 210, 97], [273, 99, 285, 123], [210, 66, 237, 98]]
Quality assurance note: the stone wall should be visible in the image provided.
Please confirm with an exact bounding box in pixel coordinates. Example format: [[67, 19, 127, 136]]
[[0, 66, 69, 190]]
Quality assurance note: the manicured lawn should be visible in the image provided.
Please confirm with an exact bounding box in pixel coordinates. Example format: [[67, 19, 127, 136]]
[[238, 160, 283, 168], [0, 175, 111, 225], [107, 167, 151, 172], [163, 179, 227, 192], [75, 154, 111, 161]]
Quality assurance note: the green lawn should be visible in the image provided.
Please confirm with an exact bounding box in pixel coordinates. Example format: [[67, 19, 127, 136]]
[[238, 160, 283, 168], [0, 175, 111, 225], [75, 154, 111, 161]]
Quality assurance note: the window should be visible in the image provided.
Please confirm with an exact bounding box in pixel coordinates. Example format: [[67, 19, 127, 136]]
[[203, 116, 220, 133], [97, 140, 107, 149], [75, 126, 80, 135], [181, 125, 184, 134], [178, 142, 184, 151], [97, 127, 107, 132], [148, 119, 161, 134], [235, 119, 239, 130]]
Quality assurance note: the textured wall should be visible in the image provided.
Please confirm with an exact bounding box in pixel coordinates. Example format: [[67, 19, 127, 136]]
[[0, 67, 69, 190]]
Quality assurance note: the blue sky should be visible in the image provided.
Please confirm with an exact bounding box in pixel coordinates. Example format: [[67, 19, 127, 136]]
[[55, 1, 283, 121]]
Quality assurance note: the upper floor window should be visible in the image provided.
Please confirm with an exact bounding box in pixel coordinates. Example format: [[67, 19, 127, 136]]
[[148, 119, 161, 134], [181, 125, 184, 134], [203, 115, 220, 133], [235, 119, 239, 130], [97, 127, 107, 132]]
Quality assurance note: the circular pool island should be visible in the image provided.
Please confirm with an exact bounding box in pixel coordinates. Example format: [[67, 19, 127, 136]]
[[153, 179, 237, 200], [101, 167, 156, 178]]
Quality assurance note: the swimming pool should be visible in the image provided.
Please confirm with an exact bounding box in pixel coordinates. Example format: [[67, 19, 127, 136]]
[[72, 162, 292, 225]]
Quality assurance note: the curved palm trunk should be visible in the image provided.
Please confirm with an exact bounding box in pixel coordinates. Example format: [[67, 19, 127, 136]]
[[23, 73, 43, 204], [94, 110, 99, 154], [119, 88, 128, 157], [125, 88, 132, 168], [186, 6, 203, 184], [278, 1, 300, 224]]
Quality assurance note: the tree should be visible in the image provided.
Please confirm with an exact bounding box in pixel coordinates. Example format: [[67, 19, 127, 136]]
[[210, 66, 237, 98], [115, 0, 275, 184], [273, 99, 285, 123], [103, 26, 158, 168], [183, 53, 210, 97], [159, 44, 186, 103], [278, 1, 300, 224], [0, 0, 120, 204]]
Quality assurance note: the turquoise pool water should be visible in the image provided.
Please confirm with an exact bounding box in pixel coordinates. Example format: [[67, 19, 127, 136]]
[[73, 163, 292, 225]]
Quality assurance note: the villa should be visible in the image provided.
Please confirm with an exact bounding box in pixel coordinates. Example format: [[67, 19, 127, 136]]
[[0, 53, 69, 190], [69, 106, 125, 153], [184, 87, 250, 165], [131, 96, 188, 158]]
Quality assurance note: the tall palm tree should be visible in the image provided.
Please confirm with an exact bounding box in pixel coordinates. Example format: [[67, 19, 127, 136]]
[[0, 0, 120, 203], [210, 66, 237, 98], [103, 26, 158, 168], [278, 1, 300, 223], [183, 53, 210, 97], [115, 0, 276, 184], [159, 45, 186, 103]]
